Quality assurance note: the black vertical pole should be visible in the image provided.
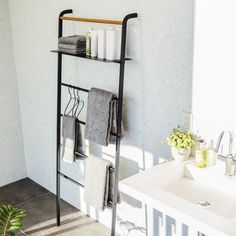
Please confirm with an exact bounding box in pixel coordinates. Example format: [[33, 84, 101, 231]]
[[111, 13, 138, 236], [56, 9, 73, 227]]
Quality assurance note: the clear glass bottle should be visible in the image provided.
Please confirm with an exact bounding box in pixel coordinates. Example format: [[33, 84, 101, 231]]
[[207, 140, 216, 166], [191, 131, 201, 157], [195, 140, 207, 168], [86, 27, 92, 56]]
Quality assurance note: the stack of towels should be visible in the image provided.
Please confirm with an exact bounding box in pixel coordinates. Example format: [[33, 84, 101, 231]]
[[58, 35, 86, 54]]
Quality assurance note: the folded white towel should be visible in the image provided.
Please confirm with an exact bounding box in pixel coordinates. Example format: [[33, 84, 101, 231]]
[[84, 155, 115, 211]]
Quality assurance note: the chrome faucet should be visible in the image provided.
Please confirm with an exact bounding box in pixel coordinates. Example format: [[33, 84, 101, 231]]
[[215, 131, 236, 176]]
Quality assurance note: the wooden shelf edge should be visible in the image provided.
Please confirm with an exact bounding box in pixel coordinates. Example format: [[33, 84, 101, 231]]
[[60, 16, 123, 25]]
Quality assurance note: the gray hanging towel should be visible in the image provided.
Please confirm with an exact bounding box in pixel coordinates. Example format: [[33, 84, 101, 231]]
[[61, 115, 76, 163], [58, 35, 86, 45], [74, 119, 86, 160], [109, 98, 124, 144], [84, 88, 124, 146], [84, 155, 120, 211]]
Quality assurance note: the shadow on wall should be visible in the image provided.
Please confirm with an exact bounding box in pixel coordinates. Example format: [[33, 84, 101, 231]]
[[117, 216, 146, 236]]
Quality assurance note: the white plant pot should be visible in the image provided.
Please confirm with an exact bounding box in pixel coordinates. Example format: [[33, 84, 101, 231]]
[[171, 147, 191, 162]]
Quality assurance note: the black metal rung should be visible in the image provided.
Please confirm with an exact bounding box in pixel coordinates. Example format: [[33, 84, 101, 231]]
[[61, 82, 119, 101], [61, 82, 89, 93], [58, 149, 115, 171], [60, 115, 85, 125], [58, 172, 85, 188], [58, 165, 115, 187], [75, 151, 87, 159], [60, 114, 117, 137], [58, 172, 113, 205]]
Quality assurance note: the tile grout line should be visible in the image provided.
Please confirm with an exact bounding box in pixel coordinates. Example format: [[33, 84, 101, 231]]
[[15, 192, 50, 207], [17, 192, 50, 236]]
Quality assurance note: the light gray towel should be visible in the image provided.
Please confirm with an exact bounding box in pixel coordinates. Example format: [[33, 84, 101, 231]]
[[84, 88, 124, 146], [58, 48, 86, 55], [84, 156, 118, 211], [58, 35, 86, 45], [58, 43, 86, 50], [61, 115, 76, 163]]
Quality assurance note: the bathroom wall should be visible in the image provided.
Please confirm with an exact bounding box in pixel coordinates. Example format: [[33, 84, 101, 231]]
[[8, 0, 193, 233], [0, 0, 27, 187], [192, 0, 236, 150]]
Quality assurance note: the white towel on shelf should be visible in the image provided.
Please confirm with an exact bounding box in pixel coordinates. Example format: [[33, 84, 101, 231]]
[[98, 29, 106, 59], [106, 29, 116, 60]]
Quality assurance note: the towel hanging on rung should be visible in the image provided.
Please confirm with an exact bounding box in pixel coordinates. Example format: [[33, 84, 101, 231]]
[[84, 88, 124, 146]]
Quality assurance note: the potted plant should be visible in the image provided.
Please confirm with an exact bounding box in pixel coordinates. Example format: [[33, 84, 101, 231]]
[[0, 205, 26, 236], [167, 127, 195, 162]]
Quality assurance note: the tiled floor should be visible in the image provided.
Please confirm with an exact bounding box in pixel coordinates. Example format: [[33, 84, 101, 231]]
[[0, 178, 112, 236]]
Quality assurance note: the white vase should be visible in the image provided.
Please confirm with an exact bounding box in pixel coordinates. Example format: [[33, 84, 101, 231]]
[[171, 147, 191, 162]]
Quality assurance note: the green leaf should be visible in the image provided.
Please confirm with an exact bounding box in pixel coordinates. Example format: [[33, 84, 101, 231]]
[[0, 205, 26, 236]]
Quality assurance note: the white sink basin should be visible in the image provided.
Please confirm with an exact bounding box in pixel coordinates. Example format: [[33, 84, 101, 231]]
[[120, 159, 236, 236], [162, 170, 236, 220]]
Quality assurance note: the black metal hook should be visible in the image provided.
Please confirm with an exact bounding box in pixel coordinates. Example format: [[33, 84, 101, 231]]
[[74, 88, 84, 118], [64, 87, 73, 115]]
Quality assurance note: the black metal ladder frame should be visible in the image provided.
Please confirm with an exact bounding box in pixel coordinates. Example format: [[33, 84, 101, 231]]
[[55, 9, 137, 236]]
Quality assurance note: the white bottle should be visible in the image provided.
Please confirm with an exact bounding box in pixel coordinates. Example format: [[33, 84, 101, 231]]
[[207, 140, 216, 166], [106, 28, 116, 60], [98, 29, 106, 59], [91, 30, 98, 58], [115, 27, 122, 59]]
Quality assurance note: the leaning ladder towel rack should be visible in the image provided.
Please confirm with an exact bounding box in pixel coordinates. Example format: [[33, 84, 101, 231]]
[[52, 9, 138, 236]]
